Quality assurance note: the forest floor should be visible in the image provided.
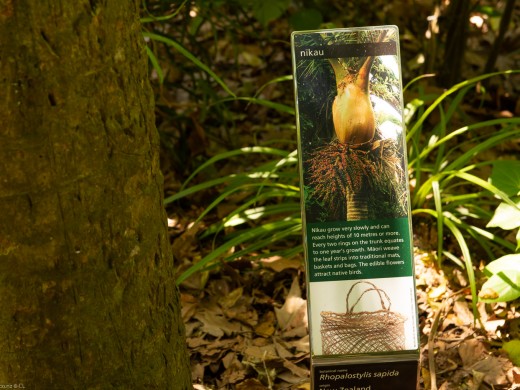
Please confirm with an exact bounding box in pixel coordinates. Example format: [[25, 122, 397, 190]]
[[155, 3, 520, 388], [170, 205, 520, 390]]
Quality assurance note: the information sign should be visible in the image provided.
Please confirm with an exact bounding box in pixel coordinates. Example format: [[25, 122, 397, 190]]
[[291, 25, 420, 388]]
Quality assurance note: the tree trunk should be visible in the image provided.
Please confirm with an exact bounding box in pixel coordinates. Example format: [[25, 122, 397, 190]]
[[438, 0, 471, 87], [0, 1, 191, 388], [346, 187, 369, 221], [484, 0, 516, 74]]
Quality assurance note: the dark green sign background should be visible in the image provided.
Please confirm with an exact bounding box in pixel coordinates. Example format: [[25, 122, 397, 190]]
[[306, 218, 412, 282]]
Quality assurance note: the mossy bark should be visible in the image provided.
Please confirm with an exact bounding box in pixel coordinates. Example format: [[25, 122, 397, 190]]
[[0, 1, 191, 388]]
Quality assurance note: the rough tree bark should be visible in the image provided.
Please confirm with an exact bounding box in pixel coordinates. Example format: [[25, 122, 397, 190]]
[[438, 0, 471, 87], [0, 1, 191, 388]]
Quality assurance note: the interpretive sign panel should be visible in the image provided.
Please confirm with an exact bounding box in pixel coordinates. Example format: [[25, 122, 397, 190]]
[[291, 25, 420, 388], [313, 359, 419, 390]]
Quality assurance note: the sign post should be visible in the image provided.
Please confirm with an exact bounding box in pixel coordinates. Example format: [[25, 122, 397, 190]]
[[291, 26, 420, 389]]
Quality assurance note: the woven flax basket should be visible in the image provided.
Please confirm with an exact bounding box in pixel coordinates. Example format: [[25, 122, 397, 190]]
[[320, 280, 406, 355]]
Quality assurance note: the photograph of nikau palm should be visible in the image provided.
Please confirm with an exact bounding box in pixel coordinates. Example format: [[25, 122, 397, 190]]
[[296, 28, 408, 222]]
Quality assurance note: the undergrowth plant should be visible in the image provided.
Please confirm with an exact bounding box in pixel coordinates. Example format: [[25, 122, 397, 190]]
[[406, 70, 520, 319], [478, 160, 520, 304], [145, 2, 520, 314], [172, 70, 520, 321], [168, 146, 301, 284], [140, 0, 295, 178]]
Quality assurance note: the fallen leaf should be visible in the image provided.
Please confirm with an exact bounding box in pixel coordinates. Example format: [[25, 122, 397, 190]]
[[277, 369, 310, 386], [187, 336, 209, 349], [253, 288, 274, 305], [282, 358, 309, 379], [188, 337, 240, 359], [192, 364, 205, 384], [220, 352, 246, 385], [260, 256, 303, 272], [184, 321, 201, 338], [428, 283, 447, 300], [286, 335, 310, 354], [222, 351, 237, 369], [243, 344, 278, 363], [236, 378, 269, 390], [459, 338, 487, 367], [254, 311, 276, 337], [452, 300, 474, 325], [438, 381, 449, 390], [471, 356, 509, 385], [225, 307, 258, 328], [273, 340, 294, 359], [220, 287, 244, 309], [282, 325, 308, 338], [290, 382, 311, 389], [275, 277, 308, 331], [483, 318, 505, 333], [507, 366, 520, 384], [193, 383, 211, 390], [239, 51, 263, 67], [470, 369, 485, 389], [180, 293, 199, 322], [421, 367, 431, 390], [172, 222, 203, 261], [194, 311, 243, 338], [252, 336, 272, 348]]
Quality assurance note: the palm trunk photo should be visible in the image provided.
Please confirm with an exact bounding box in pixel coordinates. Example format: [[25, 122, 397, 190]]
[[305, 29, 407, 222]]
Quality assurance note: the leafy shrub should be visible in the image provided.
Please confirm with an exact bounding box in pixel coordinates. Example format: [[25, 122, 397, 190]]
[[172, 71, 520, 320], [407, 71, 519, 317]]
